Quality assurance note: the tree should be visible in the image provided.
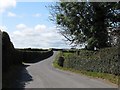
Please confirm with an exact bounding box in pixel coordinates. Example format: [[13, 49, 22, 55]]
[[49, 2, 119, 50]]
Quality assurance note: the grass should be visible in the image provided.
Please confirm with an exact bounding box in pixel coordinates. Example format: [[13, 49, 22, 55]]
[[53, 52, 118, 85]]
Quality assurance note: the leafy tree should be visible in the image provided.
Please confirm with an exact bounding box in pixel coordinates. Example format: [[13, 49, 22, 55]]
[[49, 2, 119, 50]]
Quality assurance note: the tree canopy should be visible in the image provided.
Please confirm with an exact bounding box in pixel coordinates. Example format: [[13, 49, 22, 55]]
[[49, 2, 120, 50]]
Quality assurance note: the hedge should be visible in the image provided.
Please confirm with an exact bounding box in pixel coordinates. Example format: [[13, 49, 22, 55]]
[[2, 31, 53, 72], [18, 49, 53, 63], [62, 47, 119, 75]]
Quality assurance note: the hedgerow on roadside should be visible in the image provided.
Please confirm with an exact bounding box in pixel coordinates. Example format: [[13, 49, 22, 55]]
[[54, 47, 119, 84]]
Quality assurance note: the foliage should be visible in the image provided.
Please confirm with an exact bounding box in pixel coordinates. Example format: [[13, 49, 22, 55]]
[[62, 47, 119, 75], [2, 31, 53, 72], [17, 48, 48, 51], [49, 2, 120, 50], [53, 50, 118, 84], [18, 49, 53, 63], [57, 56, 65, 67], [2, 31, 15, 72], [2, 31, 53, 88]]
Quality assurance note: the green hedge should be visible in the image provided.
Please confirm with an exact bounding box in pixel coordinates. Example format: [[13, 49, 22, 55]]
[[17, 48, 48, 51], [62, 47, 119, 75], [2, 31, 16, 72], [18, 49, 53, 63], [2, 31, 53, 72]]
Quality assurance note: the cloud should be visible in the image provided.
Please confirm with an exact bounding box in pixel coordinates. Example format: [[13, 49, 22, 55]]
[[7, 12, 25, 18], [0, 0, 16, 13], [0, 26, 7, 31], [7, 12, 16, 17], [34, 24, 46, 30], [33, 13, 42, 17], [10, 24, 70, 48], [16, 24, 27, 30]]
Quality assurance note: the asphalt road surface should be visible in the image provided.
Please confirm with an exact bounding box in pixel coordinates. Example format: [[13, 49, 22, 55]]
[[23, 51, 117, 88]]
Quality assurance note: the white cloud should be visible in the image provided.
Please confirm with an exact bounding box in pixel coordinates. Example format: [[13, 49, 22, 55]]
[[34, 24, 46, 31], [10, 24, 70, 49], [0, 0, 16, 13], [7, 12, 25, 18], [0, 25, 7, 31], [7, 12, 16, 17], [16, 24, 27, 30], [33, 13, 42, 17]]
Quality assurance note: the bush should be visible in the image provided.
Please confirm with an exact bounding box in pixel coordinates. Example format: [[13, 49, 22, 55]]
[[2, 32, 15, 72], [18, 49, 53, 63], [2, 31, 54, 72], [58, 56, 64, 67], [62, 47, 119, 75]]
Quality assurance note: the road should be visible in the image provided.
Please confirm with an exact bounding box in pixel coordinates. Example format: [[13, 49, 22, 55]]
[[23, 51, 117, 88]]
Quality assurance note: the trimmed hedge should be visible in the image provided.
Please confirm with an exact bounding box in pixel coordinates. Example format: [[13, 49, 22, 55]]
[[17, 48, 48, 51], [2, 31, 53, 72], [18, 49, 53, 63], [2, 31, 54, 88], [62, 47, 119, 75], [2, 31, 16, 72]]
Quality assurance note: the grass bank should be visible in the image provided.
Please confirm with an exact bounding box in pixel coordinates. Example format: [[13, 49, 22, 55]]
[[53, 47, 119, 85]]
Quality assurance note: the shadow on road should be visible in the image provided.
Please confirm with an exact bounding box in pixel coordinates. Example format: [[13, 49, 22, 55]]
[[2, 51, 54, 89], [2, 65, 32, 89], [12, 65, 33, 89]]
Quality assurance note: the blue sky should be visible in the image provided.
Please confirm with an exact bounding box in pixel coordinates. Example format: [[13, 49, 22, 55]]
[[0, 0, 71, 49], [2, 2, 54, 28]]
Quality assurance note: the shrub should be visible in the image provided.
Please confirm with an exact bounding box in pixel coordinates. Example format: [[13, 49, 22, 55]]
[[58, 56, 64, 67], [2, 31, 15, 72], [2, 31, 54, 72], [62, 47, 119, 75], [18, 49, 53, 63]]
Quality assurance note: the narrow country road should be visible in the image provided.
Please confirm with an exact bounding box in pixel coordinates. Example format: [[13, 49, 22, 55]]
[[21, 51, 116, 88]]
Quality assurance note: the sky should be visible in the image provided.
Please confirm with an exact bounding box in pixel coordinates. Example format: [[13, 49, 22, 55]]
[[0, 0, 72, 49]]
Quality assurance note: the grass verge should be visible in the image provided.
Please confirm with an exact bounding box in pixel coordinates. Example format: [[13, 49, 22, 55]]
[[52, 52, 118, 85]]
